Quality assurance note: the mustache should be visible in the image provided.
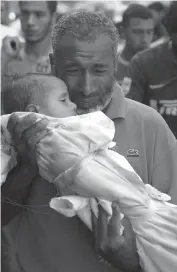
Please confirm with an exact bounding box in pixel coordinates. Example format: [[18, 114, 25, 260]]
[[70, 88, 113, 110]]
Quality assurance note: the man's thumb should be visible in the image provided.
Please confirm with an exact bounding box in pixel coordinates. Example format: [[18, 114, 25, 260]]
[[123, 217, 135, 242]]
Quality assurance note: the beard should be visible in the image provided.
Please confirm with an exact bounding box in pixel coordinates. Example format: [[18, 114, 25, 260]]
[[70, 79, 115, 115]]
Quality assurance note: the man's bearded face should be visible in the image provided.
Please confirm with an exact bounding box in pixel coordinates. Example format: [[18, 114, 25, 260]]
[[53, 34, 116, 113]]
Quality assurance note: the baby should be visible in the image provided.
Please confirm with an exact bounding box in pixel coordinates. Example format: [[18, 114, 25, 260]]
[[1, 73, 177, 272], [2, 73, 77, 118]]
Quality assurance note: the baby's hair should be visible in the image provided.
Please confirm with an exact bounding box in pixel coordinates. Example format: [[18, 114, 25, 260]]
[[2, 73, 54, 114]]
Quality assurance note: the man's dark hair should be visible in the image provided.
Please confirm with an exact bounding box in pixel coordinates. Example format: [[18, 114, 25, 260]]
[[122, 4, 153, 27], [163, 1, 177, 35], [47, 1, 57, 14], [52, 10, 119, 59], [148, 2, 165, 12], [2, 73, 53, 114], [19, 1, 57, 14]]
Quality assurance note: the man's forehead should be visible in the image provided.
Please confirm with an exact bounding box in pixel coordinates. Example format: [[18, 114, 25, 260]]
[[129, 17, 154, 28], [20, 1, 48, 12], [56, 33, 114, 56]]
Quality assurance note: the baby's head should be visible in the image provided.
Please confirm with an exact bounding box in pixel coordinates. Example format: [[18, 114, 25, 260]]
[[2, 73, 76, 118]]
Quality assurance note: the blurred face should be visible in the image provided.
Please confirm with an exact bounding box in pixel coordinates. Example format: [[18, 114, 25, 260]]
[[53, 34, 115, 113], [39, 77, 77, 118], [19, 1, 53, 43], [1, 1, 9, 25], [125, 17, 154, 53]]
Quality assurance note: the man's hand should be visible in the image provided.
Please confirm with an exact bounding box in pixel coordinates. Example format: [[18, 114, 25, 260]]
[[7, 112, 49, 171], [92, 202, 140, 272], [2, 113, 49, 226]]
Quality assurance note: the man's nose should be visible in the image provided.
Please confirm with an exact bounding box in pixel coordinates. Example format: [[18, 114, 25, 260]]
[[141, 32, 150, 45], [27, 13, 35, 26], [82, 72, 93, 96]]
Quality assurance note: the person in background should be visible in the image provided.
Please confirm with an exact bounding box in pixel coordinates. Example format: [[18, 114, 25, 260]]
[[115, 4, 154, 94], [2, 1, 57, 82], [148, 1, 168, 42], [1, 0, 22, 87], [0, 1, 21, 49], [127, 1, 177, 139]]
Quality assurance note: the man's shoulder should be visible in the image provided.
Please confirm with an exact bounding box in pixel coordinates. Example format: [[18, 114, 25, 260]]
[[125, 98, 166, 126], [132, 41, 170, 65], [124, 98, 176, 149]]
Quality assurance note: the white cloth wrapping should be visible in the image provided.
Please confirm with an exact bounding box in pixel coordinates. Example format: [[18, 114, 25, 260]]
[[1, 111, 116, 183], [1, 111, 177, 272]]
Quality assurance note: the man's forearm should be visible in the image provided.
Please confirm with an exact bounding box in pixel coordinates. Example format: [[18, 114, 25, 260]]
[[1, 164, 37, 226]]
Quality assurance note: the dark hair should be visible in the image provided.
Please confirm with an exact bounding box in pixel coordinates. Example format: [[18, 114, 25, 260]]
[[122, 4, 153, 27], [19, 1, 57, 14], [148, 2, 165, 12], [47, 1, 57, 14], [52, 10, 119, 60], [163, 2, 177, 35], [2, 73, 53, 114]]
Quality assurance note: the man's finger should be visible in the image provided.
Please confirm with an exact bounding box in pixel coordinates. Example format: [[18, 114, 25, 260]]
[[7, 113, 19, 136], [91, 207, 98, 249], [22, 118, 49, 141], [108, 202, 123, 243], [122, 217, 136, 243], [97, 203, 108, 251], [8, 113, 37, 143], [26, 128, 49, 151]]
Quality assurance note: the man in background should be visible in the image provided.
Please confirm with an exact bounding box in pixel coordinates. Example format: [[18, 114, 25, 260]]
[[127, 2, 177, 139], [2, 1, 57, 80], [148, 1, 168, 42], [115, 4, 154, 94]]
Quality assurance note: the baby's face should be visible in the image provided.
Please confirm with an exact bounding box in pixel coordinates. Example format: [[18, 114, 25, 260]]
[[39, 77, 77, 118]]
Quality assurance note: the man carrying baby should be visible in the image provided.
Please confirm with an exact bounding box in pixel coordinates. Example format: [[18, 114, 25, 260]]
[[2, 10, 177, 272], [2, 73, 139, 272]]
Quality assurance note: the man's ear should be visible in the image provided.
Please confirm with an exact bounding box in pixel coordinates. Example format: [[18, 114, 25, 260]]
[[52, 12, 57, 25], [49, 53, 56, 76], [114, 52, 119, 76], [25, 104, 40, 113]]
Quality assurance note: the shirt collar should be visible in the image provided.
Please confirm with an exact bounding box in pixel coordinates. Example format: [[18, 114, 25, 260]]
[[118, 55, 130, 67], [105, 82, 126, 120], [20, 45, 52, 62]]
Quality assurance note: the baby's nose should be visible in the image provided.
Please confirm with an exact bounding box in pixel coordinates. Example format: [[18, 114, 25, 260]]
[[70, 101, 77, 111]]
